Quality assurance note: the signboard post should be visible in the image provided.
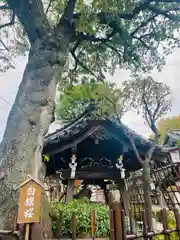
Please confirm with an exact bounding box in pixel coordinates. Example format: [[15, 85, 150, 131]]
[[17, 176, 43, 240]]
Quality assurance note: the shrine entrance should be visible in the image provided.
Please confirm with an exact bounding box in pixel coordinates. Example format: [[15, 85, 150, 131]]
[[43, 109, 180, 239], [43, 112, 152, 206]]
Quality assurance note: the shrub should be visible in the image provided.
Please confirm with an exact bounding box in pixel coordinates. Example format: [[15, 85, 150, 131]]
[[153, 209, 180, 240], [132, 206, 179, 240], [50, 198, 110, 237]]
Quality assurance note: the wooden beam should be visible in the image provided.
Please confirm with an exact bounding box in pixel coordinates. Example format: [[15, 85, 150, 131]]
[[110, 202, 122, 240], [61, 167, 121, 180]]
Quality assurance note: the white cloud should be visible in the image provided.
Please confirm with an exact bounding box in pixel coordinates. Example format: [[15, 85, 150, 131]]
[[0, 49, 179, 140]]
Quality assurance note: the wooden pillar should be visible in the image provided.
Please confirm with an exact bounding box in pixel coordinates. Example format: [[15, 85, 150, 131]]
[[101, 182, 109, 205], [103, 188, 109, 205], [108, 184, 122, 239], [110, 202, 122, 240], [66, 179, 75, 203]]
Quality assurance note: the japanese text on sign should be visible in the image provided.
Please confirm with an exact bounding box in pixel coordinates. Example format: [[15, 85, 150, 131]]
[[17, 179, 42, 224], [24, 186, 36, 219]]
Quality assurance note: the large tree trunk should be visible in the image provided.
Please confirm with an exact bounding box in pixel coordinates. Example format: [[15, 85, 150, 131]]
[[0, 37, 69, 229]]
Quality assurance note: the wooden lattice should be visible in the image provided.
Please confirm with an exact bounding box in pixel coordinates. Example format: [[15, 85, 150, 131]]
[[151, 155, 180, 209], [126, 170, 145, 222], [126, 154, 180, 215]]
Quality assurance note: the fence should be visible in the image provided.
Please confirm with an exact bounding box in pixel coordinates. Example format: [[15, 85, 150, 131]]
[[53, 206, 180, 239]]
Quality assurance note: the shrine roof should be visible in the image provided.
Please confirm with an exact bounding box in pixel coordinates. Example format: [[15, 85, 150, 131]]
[[44, 105, 162, 157], [164, 129, 180, 146]]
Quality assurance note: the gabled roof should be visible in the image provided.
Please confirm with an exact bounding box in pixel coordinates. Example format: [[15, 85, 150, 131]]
[[44, 105, 162, 157], [18, 175, 44, 189], [44, 104, 94, 144]]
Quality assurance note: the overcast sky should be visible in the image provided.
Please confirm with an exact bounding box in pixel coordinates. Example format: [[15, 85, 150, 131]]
[[0, 48, 179, 140]]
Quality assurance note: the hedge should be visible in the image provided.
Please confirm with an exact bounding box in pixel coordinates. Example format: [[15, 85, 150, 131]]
[[50, 198, 110, 237]]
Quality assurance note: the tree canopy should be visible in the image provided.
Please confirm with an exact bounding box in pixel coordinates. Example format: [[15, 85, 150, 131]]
[[1, 0, 180, 79], [126, 76, 171, 138], [56, 82, 134, 122]]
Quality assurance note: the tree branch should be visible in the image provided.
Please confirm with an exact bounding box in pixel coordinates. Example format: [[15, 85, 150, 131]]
[[148, 4, 180, 22], [95, 1, 153, 22], [75, 33, 107, 43], [146, 139, 158, 161], [73, 0, 157, 24], [152, 99, 161, 120], [103, 42, 123, 58], [0, 39, 9, 51], [73, 0, 180, 40], [153, 91, 171, 121], [0, 4, 10, 10], [133, 36, 151, 49], [7, 0, 52, 43], [56, 0, 77, 39], [141, 92, 159, 138], [142, 92, 161, 138], [0, 10, 15, 30], [69, 41, 82, 73], [63, 0, 77, 21], [125, 131, 143, 164], [45, 0, 53, 14], [125, 128, 159, 167], [131, 14, 157, 36], [71, 1, 153, 49], [70, 49, 103, 81], [142, 93, 153, 122], [74, 29, 116, 43]]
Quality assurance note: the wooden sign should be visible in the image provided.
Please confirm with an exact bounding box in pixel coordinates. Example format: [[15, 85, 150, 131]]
[[17, 177, 42, 224]]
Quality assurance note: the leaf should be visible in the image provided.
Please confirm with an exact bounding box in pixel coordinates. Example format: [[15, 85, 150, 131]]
[[56, 82, 134, 122], [126, 76, 171, 137], [43, 154, 50, 162]]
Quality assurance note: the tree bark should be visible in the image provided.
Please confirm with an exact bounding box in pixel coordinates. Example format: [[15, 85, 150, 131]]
[[118, 180, 129, 216], [0, 36, 69, 229]]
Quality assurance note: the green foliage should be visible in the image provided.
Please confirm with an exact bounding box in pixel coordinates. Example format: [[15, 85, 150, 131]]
[[50, 198, 110, 237], [56, 82, 134, 122], [153, 209, 180, 240], [133, 207, 180, 239], [1, 1, 180, 81], [125, 76, 171, 135], [0, 2, 29, 70], [153, 115, 180, 144], [58, 0, 180, 85], [42, 154, 50, 162], [50, 199, 180, 238], [177, 140, 180, 148]]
